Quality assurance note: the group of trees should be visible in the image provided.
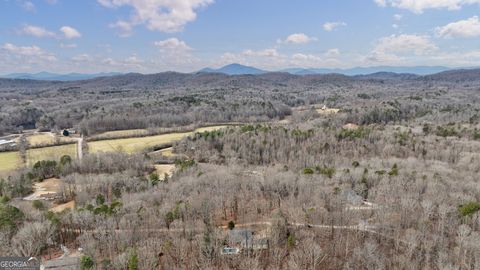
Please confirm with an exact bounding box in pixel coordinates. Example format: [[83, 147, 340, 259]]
[[1, 71, 480, 268], [0, 116, 478, 268], [3, 70, 480, 136]]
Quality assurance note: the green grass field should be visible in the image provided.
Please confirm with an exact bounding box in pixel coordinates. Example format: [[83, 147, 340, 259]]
[[0, 151, 21, 172], [0, 144, 78, 172], [26, 144, 77, 167], [90, 129, 150, 140], [88, 126, 227, 154], [27, 133, 76, 147], [0, 125, 228, 173]]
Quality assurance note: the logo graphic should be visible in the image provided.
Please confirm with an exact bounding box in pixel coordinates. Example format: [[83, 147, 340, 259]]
[[0, 257, 40, 270]]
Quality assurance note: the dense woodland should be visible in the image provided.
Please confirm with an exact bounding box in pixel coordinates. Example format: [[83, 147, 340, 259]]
[[1, 70, 479, 136], [0, 70, 480, 269]]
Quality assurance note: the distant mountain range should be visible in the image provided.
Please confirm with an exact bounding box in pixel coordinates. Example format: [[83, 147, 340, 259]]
[[2, 68, 480, 92], [1, 64, 474, 81], [0, 72, 123, 81], [198, 64, 455, 76]]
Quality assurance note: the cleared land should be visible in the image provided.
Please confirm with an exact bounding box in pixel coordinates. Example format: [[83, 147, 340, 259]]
[[0, 151, 20, 172], [51, 200, 75, 213], [0, 144, 77, 172], [23, 177, 61, 201], [26, 144, 77, 167], [26, 133, 75, 147], [88, 126, 227, 154], [0, 126, 227, 172], [89, 129, 149, 140], [154, 164, 175, 180]]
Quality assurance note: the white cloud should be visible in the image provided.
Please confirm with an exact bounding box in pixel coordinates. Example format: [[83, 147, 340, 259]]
[[110, 20, 134, 37], [323, 21, 347, 31], [374, 34, 437, 55], [290, 53, 341, 68], [21, 25, 56, 38], [154, 38, 192, 51], [429, 49, 480, 66], [366, 34, 437, 63], [20, 1, 35, 12], [243, 49, 279, 58], [98, 0, 214, 33], [60, 26, 82, 39], [394, 14, 403, 20], [1, 43, 57, 61], [216, 48, 288, 70], [365, 51, 402, 63], [436, 16, 480, 38], [71, 54, 93, 62], [153, 38, 199, 70], [124, 55, 144, 65], [374, 0, 480, 13], [281, 33, 315, 44], [325, 48, 341, 57], [374, 0, 387, 7], [60, 43, 77, 49]]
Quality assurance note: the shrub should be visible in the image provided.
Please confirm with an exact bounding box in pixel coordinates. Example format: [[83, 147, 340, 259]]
[[459, 202, 480, 217], [175, 159, 196, 172], [80, 255, 94, 270], [128, 249, 138, 270], [473, 129, 480, 140], [287, 234, 296, 248], [337, 127, 371, 141], [32, 200, 45, 210], [0, 203, 24, 232], [388, 164, 399, 176], [435, 126, 458, 138], [149, 173, 160, 186], [32, 160, 58, 180], [303, 168, 314, 175], [227, 220, 235, 230], [165, 211, 175, 229], [316, 166, 336, 178], [0, 195, 10, 204], [59, 155, 72, 166]]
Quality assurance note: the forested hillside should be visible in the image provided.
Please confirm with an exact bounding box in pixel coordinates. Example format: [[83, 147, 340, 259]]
[[0, 70, 480, 269]]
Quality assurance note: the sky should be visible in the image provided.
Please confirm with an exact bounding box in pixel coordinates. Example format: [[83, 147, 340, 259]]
[[1, 0, 480, 74]]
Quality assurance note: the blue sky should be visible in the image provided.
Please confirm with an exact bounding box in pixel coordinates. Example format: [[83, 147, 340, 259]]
[[1, 0, 480, 73]]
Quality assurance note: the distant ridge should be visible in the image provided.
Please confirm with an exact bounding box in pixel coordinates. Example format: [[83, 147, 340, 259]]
[[0, 72, 123, 81], [3, 65, 477, 81], [198, 64, 454, 76], [280, 66, 452, 76], [198, 63, 267, 75]]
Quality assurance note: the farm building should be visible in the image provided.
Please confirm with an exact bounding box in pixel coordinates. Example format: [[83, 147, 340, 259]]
[[0, 139, 16, 147]]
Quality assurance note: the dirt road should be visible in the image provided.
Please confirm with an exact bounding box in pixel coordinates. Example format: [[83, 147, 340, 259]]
[[76, 136, 83, 160]]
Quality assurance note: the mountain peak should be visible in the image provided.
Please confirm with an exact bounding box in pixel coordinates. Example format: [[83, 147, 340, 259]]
[[198, 63, 267, 75]]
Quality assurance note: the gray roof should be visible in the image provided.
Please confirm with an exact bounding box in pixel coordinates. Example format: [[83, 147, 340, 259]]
[[0, 139, 15, 145]]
